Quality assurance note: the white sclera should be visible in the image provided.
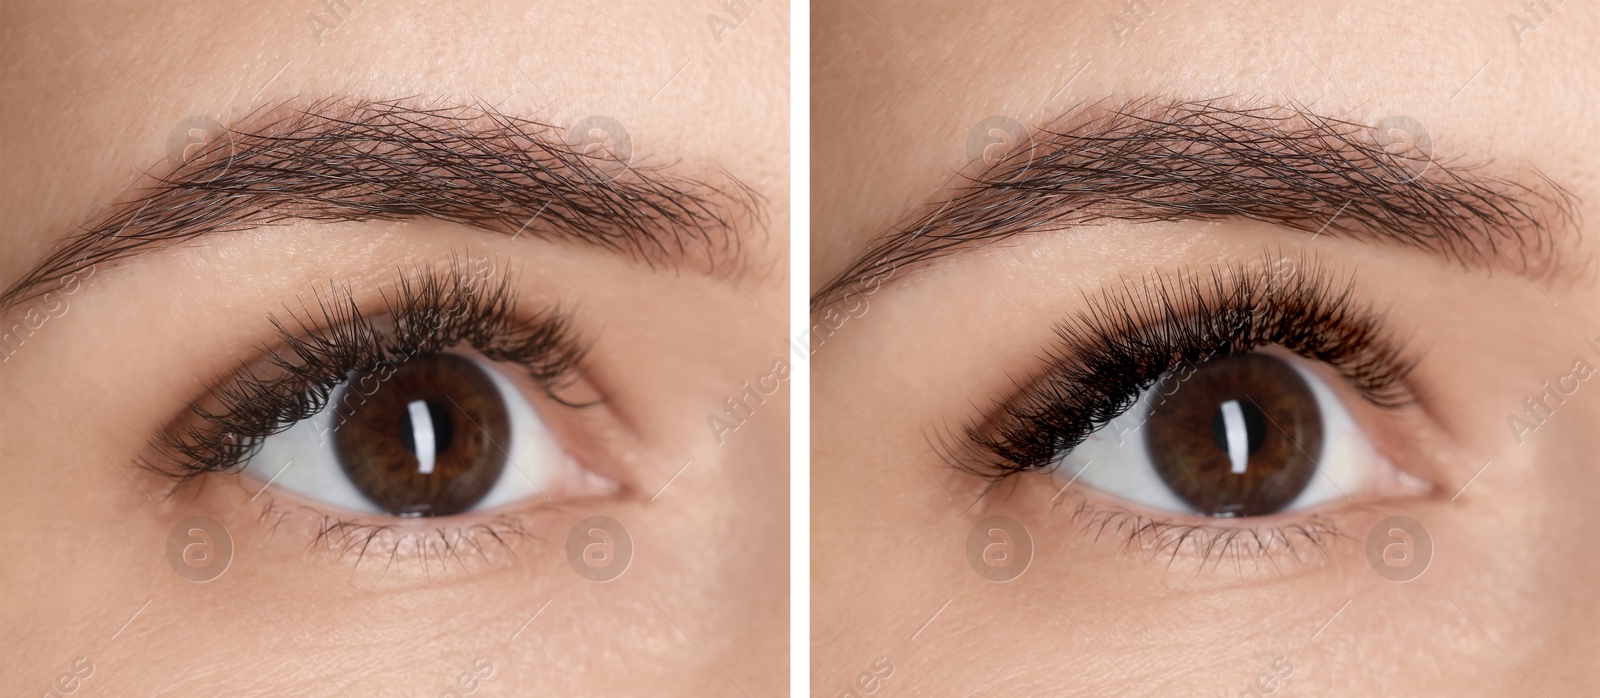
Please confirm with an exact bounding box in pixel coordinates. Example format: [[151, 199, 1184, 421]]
[[1053, 353, 1379, 515], [247, 352, 568, 515]]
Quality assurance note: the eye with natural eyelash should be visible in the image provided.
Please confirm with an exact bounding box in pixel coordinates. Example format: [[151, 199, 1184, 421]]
[[138, 257, 591, 491]]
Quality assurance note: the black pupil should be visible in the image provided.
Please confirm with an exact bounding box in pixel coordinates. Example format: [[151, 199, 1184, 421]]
[[332, 353, 510, 517], [1144, 353, 1323, 517]]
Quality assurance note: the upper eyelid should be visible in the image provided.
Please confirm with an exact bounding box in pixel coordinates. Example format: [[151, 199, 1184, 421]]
[[0, 97, 768, 313], [812, 96, 1578, 310]]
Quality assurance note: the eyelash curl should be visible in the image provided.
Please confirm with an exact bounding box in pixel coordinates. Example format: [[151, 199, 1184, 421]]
[[139, 257, 590, 491], [943, 252, 1417, 484]]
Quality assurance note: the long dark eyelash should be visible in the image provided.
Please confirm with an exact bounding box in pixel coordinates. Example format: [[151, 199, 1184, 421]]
[[140, 258, 588, 488], [944, 252, 1416, 481]]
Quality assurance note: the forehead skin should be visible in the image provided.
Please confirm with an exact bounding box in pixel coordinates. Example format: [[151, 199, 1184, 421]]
[[1, 1, 787, 696], [811, 0, 1598, 287], [1, 0, 788, 286]]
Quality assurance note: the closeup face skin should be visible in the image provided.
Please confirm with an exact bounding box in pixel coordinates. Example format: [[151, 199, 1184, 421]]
[[813, 1, 1596, 697], [1, 1, 786, 697]]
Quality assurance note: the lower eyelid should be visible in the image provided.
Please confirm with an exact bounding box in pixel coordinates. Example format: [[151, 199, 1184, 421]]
[[1042, 489, 1366, 577], [205, 481, 591, 578]]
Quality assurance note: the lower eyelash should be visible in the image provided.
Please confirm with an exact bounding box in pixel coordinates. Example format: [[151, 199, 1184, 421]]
[[254, 492, 552, 576], [1058, 493, 1354, 575]]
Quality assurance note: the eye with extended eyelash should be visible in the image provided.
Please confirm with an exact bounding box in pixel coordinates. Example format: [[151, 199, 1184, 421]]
[[139, 257, 606, 521], [946, 252, 1418, 482], [944, 253, 1430, 567]]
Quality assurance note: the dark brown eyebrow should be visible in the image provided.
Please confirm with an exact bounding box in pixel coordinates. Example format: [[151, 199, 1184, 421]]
[[812, 98, 1579, 310], [0, 98, 765, 312]]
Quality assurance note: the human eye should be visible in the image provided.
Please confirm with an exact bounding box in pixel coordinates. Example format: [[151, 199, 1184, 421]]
[[1059, 351, 1383, 517], [143, 259, 622, 541], [246, 348, 594, 518], [945, 254, 1436, 567]]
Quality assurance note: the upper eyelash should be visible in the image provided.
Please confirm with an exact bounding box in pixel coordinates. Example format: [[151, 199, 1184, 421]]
[[139, 257, 589, 489], [942, 251, 1418, 482]]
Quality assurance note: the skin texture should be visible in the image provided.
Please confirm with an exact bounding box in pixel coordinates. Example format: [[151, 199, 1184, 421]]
[[812, 2, 1597, 697], [1, 1, 787, 696]]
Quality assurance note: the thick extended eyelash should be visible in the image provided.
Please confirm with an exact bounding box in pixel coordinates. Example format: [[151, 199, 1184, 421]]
[[944, 252, 1417, 482], [139, 258, 589, 489]]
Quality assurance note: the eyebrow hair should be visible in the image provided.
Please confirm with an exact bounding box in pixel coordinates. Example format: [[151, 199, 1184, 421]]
[[0, 98, 765, 312], [812, 98, 1579, 310]]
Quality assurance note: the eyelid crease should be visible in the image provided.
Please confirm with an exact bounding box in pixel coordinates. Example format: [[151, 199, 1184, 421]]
[[938, 251, 1418, 486], [138, 256, 591, 491]]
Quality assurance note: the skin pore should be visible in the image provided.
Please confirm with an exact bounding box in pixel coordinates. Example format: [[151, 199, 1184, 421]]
[[812, 1, 1596, 697], [1, 1, 787, 696]]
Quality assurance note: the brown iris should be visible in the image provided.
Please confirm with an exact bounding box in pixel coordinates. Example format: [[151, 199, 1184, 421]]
[[334, 353, 510, 516], [1144, 353, 1322, 517]]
